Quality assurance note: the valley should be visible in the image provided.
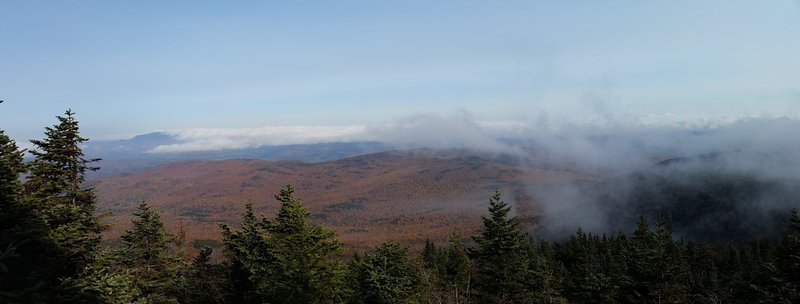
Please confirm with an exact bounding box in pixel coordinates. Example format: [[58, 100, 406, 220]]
[[93, 149, 593, 252]]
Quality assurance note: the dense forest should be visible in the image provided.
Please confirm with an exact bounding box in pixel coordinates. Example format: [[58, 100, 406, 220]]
[[1, 111, 799, 303]]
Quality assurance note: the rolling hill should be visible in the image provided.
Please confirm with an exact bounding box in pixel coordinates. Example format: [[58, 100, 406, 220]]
[[92, 149, 593, 252]]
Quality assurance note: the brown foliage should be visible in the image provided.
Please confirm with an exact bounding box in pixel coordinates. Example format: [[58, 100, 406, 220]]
[[92, 150, 592, 254]]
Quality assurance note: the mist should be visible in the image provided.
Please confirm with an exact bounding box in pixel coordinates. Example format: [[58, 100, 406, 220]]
[[147, 125, 371, 153], [366, 112, 800, 241], [509, 117, 800, 241], [93, 110, 800, 242]]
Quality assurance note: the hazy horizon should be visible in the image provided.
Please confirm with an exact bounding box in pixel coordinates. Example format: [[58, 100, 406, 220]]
[[2, 1, 799, 144]]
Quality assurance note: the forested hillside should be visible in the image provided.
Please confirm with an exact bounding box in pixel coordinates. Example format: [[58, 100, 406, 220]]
[[91, 149, 590, 252], [2, 111, 799, 303]]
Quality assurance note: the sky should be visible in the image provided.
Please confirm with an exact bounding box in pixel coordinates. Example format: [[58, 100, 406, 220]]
[[1, 0, 799, 144]]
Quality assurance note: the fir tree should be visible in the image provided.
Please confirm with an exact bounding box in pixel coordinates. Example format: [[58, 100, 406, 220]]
[[0, 130, 25, 204], [22, 109, 103, 280], [221, 185, 349, 303], [622, 217, 688, 303], [422, 238, 438, 269], [441, 235, 473, 302], [219, 203, 262, 304], [55, 251, 145, 304], [349, 241, 422, 304], [116, 202, 186, 304], [185, 247, 231, 304], [470, 190, 531, 303], [774, 209, 800, 302], [420, 234, 474, 303], [0, 130, 50, 301]]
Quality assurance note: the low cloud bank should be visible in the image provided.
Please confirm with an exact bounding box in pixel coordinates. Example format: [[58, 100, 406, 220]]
[[148, 125, 371, 153], [364, 112, 800, 240], [514, 117, 800, 240], [144, 114, 800, 174], [140, 112, 800, 240], [366, 112, 520, 154]]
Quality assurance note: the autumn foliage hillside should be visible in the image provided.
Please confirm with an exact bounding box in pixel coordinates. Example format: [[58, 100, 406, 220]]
[[93, 149, 592, 252]]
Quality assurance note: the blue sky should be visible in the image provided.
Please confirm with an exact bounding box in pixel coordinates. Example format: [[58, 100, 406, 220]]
[[1, 0, 799, 142]]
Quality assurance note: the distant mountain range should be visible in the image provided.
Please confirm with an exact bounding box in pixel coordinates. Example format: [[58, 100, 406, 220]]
[[84, 132, 392, 176]]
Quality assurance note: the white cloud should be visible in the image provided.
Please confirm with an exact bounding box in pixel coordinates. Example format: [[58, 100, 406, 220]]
[[144, 112, 800, 160], [366, 112, 518, 153], [148, 125, 371, 153]]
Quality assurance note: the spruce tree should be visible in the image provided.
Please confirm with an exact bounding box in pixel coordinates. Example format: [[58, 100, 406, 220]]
[[441, 234, 473, 302], [470, 190, 531, 303], [420, 235, 474, 303], [0, 130, 25, 204], [0, 130, 50, 301], [221, 185, 349, 303], [622, 217, 688, 303], [774, 209, 800, 301], [421, 238, 438, 269], [219, 203, 262, 304], [0, 130, 28, 269], [54, 251, 145, 304], [22, 109, 103, 280], [349, 241, 422, 304], [185, 247, 231, 304], [116, 202, 186, 303]]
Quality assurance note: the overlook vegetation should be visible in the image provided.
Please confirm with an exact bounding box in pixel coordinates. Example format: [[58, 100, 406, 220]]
[[1, 111, 799, 303]]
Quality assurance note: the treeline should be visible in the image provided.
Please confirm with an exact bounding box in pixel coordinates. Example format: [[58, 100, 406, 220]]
[[1, 110, 799, 303]]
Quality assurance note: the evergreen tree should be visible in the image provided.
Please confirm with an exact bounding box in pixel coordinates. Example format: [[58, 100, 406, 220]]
[[441, 235, 473, 302], [55, 251, 145, 304], [686, 242, 722, 302], [185, 247, 231, 304], [22, 109, 103, 280], [0, 130, 25, 205], [527, 239, 567, 303], [220, 185, 349, 303], [219, 203, 261, 304], [116, 202, 186, 303], [621, 217, 688, 303], [470, 190, 531, 303], [421, 238, 438, 269], [420, 234, 474, 303], [349, 241, 422, 304], [773, 209, 800, 302], [0, 130, 51, 301]]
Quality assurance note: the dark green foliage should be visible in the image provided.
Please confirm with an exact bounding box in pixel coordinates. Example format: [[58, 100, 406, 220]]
[[24, 109, 100, 212], [348, 241, 422, 303], [420, 235, 474, 303], [470, 190, 532, 303], [620, 217, 689, 303], [540, 210, 800, 304], [22, 110, 103, 281], [115, 202, 187, 303], [218, 203, 261, 304], [2, 111, 117, 302], [54, 252, 144, 304], [526, 239, 567, 303], [0, 130, 25, 204], [220, 185, 349, 303], [773, 209, 800, 301], [185, 247, 231, 304], [598, 161, 796, 243], [422, 238, 437, 269], [0, 130, 50, 302]]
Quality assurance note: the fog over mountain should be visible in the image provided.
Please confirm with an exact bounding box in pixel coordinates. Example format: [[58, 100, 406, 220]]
[[405, 115, 800, 242], [86, 113, 800, 242]]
